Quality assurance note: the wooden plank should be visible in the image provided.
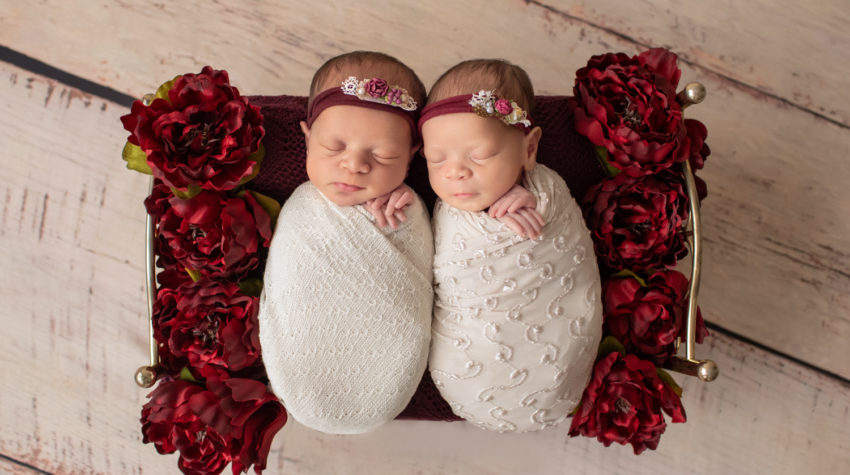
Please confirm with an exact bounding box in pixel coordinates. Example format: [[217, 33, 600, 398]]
[[0, 61, 176, 474], [3, 0, 848, 127], [2, 0, 847, 377], [532, 0, 850, 126], [1, 61, 849, 475]]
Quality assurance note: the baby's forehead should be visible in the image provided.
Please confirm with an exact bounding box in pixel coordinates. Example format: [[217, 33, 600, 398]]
[[312, 106, 414, 143]]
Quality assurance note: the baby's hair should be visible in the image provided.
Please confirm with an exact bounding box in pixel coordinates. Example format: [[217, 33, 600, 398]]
[[427, 59, 536, 115], [307, 50, 426, 111]]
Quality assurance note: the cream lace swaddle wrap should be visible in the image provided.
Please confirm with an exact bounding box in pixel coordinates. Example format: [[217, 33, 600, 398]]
[[429, 164, 602, 433], [259, 182, 433, 434]]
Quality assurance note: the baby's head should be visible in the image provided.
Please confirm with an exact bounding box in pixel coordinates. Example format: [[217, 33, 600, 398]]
[[301, 51, 426, 206], [419, 59, 542, 212]]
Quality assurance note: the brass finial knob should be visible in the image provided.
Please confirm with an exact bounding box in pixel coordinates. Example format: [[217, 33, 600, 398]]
[[677, 82, 706, 109], [135, 365, 158, 388], [697, 360, 719, 382]]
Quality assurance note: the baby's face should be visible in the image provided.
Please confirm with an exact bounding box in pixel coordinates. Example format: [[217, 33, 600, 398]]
[[422, 113, 537, 212], [302, 105, 415, 206]]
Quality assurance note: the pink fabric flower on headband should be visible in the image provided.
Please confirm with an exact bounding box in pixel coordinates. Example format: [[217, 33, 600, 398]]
[[494, 98, 512, 115], [365, 78, 389, 98]]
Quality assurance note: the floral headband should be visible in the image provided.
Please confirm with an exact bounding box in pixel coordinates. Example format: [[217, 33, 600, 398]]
[[418, 90, 533, 133], [306, 76, 419, 141]]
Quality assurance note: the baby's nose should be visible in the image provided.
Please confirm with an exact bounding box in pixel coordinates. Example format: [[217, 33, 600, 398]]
[[341, 151, 370, 173], [445, 161, 470, 180]]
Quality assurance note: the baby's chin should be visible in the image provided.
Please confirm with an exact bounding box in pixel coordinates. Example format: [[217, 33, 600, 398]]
[[317, 185, 386, 207], [439, 196, 489, 213]]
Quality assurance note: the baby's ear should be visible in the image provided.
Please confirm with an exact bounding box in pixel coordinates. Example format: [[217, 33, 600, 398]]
[[523, 126, 543, 171], [299, 120, 311, 144]]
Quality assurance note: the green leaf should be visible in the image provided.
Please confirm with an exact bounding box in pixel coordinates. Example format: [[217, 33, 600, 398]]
[[238, 142, 266, 186], [154, 76, 181, 103], [656, 368, 683, 398], [185, 268, 201, 282], [597, 335, 627, 359], [121, 142, 152, 175], [595, 146, 621, 177], [247, 189, 281, 224], [171, 184, 202, 200], [611, 269, 648, 287], [238, 278, 263, 297], [179, 367, 199, 383]]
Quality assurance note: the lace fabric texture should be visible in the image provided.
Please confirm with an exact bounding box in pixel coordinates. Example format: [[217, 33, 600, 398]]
[[429, 164, 603, 432], [245, 95, 604, 422]]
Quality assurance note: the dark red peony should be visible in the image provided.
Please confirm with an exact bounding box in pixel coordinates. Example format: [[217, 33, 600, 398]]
[[145, 181, 181, 271], [151, 284, 188, 376], [141, 379, 232, 474], [195, 376, 288, 474], [154, 279, 261, 374], [121, 66, 264, 193], [141, 377, 287, 475], [569, 352, 686, 454], [572, 48, 697, 176], [603, 270, 708, 365], [158, 189, 272, 278], [685, 118, 710, 171], [583, 171, 689, 271]]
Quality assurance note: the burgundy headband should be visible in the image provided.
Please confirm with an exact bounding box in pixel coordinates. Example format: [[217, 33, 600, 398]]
[[418, 91, 534, 134], [306, 83, 420, 143]]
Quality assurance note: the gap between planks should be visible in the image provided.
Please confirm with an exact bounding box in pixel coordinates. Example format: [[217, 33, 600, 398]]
[[524, 0, 849, 130]]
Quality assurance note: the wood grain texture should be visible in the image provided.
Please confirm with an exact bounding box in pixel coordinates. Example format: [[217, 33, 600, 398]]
[[0, 68, 846, 468], [1, 1, 849, 473], [531, 0, 850, 127], [0, 61, 176, 474], [2, 0, 847, 377]]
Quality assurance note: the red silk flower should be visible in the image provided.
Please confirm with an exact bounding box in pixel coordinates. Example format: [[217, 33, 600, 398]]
[[572, 48, 696, 176], [141, 377, 287, 475], [569, 352, 686, 454], [603, 270, 708, 365], [154, 279, 261, 375], [583, 171, 689, 271], [121, 66, 264, 193], [157, 189, 272, 279]]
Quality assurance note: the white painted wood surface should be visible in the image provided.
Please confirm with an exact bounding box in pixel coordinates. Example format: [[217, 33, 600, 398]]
[[1, 0, 848, 381], [536, 0, 850, 126], [1, 0, 849, 473]]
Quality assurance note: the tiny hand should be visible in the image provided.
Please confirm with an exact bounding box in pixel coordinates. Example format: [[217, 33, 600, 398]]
[[488, 184, 538, 219], [489, 185, 545, 239], [497, 208, 545, 239], [365, 184, 414, 229]]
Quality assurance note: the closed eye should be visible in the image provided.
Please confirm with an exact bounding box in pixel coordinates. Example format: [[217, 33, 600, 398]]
[[423, 151, 446, 165], [373, 153, 400, 162], [322, 141, 345, 153], [469, 151, 497, 161]]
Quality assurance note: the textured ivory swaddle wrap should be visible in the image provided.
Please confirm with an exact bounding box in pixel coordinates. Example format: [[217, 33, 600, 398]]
[[258, 182, 433, 434], [429, 163, 603, 433]]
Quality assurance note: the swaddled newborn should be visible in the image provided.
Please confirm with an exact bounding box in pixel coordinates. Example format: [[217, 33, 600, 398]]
[[258, 51, 433, 434], [420, 59, 603, 433]]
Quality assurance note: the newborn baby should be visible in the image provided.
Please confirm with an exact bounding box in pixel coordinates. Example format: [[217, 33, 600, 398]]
[[420, 59, 603, 433], [258, 51, 433, 434]]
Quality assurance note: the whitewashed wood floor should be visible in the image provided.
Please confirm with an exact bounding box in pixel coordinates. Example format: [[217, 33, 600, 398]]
[[1, 1, 848, 474]]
